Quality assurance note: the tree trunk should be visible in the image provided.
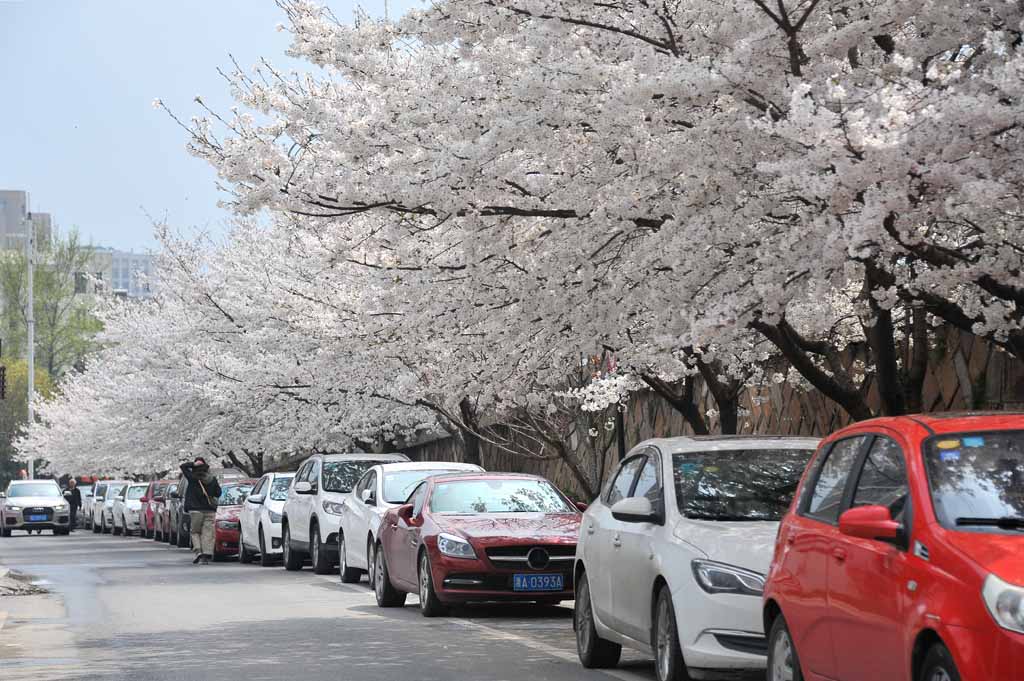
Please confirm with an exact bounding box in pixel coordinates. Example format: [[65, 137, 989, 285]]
[[639, 374, 709, 435], [458, 397, 483, 467]]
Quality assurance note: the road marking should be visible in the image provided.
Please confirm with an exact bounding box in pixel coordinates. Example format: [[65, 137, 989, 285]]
[[453, 617, 651, 681]]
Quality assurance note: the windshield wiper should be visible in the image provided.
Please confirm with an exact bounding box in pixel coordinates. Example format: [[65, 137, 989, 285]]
[[955, 516, 1024, 530]]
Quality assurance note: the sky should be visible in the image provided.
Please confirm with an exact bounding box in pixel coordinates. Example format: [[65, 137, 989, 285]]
[[0, 0, 421, 252]]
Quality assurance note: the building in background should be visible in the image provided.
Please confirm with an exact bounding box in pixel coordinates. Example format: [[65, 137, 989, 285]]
[[0, 190, 53, 250]]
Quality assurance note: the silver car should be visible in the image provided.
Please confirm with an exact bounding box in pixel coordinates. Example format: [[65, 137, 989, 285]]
[[0, 480, 72, 536], [91, 480, 129, 534]]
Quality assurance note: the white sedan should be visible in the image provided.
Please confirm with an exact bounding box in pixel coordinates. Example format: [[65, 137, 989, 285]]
[[337, 461, 483, 583], [112, 483, 149, 536], [573, 435, 819, 681], [238, 472, 295, 566]]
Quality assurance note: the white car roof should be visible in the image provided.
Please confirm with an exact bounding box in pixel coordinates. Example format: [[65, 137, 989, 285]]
[[374, 462, 483, 473], [320, 453, 410, 463], [639, 435, 821, 455], [7, 479, 60, 489]]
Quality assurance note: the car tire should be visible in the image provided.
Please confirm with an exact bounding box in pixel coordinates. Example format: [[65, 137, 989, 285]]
[[653, 586, 688, 681], [366, 537, 376, 586], [92, 519, 100, 534], [259, 525, 274, 567], [311, 524, 333, 575], [575, 572, 622, 668], [176, 521, 189, 548], [339, 533, 361, 583], [282, 523, 303, 571], [0, 527, 10, 538], [418, 551, 448, 618], [919, 642, 960, 681], [767, 614, 804, 681], [239, 527, 255, 564], [374, 542, 406, 607], [102, 517, 109, 534]]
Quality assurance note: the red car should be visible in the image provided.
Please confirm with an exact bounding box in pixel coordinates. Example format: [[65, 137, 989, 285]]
[[155, 481, 178, 542], [763, 413, 1024, 681], [213, 480, 257, 560], [140, 480, 172, 539], [373, 472, 582, 616]]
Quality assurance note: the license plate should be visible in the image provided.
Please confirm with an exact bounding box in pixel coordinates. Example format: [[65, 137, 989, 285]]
[[513, 573, 564, 592], [27, 515, 47, 522]]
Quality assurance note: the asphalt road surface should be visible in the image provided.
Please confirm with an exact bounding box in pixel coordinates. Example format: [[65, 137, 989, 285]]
[[0, 530, 660, 681]]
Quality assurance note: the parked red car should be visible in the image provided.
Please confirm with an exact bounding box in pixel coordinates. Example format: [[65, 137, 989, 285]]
[[154, 482, 178, 542], [763, 413, 1024, 681], [213, 480, 256, 560], [373, 472, 582, 616], [140, 480, 172, 539]]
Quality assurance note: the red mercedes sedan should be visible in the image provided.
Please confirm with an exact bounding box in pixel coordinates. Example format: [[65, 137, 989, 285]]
[[213, 480, 256, 560], [373, 472, 582, 616]]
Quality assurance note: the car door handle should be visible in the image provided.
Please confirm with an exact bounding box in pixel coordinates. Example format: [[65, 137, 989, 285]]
[[586, 523, 595, 535], [832, 548, 847, 562], [612, 536, 622, 548]]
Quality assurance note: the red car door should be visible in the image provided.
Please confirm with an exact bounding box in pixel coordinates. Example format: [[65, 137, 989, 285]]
[[390, 483, 427, 586], [780, 435, 870, 680], [829, 433, 913, 681]]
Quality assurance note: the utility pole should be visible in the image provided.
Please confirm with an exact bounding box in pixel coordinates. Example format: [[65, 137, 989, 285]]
[[23, 209, 35, 479], [385, 0, 389, 22]]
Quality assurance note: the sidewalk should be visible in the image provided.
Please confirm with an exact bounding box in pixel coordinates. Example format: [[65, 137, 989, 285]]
[[0, 568, 81, 681]]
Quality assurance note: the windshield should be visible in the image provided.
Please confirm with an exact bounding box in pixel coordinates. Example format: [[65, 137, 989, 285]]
[[322, 460, 377, 493], [924, 430, 1024, 534], [673, 448, 815, 521], [8, 482, 61, 498], [430, 479, 575, 514], [127, 486, 147, 500], [153, 483, 168, 497], [384, 469, 469, 503], [79, 485, 93, 496], [269, 477, 293, 501], [107, 484, 126, 499], [218, 484, 253, 506]]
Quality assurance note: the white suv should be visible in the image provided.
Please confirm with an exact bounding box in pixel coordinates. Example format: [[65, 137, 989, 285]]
[[337, 461, 483, 583], [0, 480, 72, 535], [574, 436, 819, 681], [281, 453, 409, 574]]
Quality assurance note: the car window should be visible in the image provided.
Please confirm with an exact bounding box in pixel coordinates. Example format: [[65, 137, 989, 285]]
[[632, 453, 662, 506], [308, 460, 322, 490], [606, 455, 645, 506], [409, 483, 428, 517], [251, 477, 267, 497], [852, 437, 909, 516], [365, 471, 377, 500], [806, 436, 868, 523], [7, 482, 62, 498], [95, 484, 107, 498], [295, 461, 311, 483], [354, 470, 373, 498]]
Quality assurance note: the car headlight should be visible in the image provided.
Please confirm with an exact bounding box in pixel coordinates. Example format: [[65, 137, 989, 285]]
[[437, 532, 477, 559], [268, 510, 283, 523], [55, 504, 69, 512], [6, 505, 22, 512], [692, 560, 765, 597], [216, 520, 240, 530], [983, 573, 1024, 634], [322, 501, 346, 515]]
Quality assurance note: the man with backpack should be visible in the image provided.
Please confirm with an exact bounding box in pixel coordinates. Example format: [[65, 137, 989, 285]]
[[179, 457, 221, 565]]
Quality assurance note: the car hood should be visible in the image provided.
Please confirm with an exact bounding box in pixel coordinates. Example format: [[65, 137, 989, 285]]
[[216, 505, 241, 522], [126, 500, 142, 509], [437, 513, 581, 542], [945, 530, 1024, 585], [673, 518, 780, 574], [5, 496, 65, 508]]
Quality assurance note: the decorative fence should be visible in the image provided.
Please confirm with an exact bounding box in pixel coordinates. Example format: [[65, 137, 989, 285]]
[[403, 327, 1024, 497]]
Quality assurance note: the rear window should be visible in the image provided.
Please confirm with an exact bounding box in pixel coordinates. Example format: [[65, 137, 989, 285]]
[[673, 448, 815, 521]]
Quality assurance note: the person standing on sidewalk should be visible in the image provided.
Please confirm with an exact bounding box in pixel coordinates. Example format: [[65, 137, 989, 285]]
[[179, 457, 221, 565], [63, 479, 82, 532]]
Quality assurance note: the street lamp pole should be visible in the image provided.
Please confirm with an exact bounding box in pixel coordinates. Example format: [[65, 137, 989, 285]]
[[24, 212, 35, 479]]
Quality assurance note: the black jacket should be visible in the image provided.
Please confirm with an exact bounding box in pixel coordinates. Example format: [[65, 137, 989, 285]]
[[64, 487, 82, 510], [180, 463, 221, 512]]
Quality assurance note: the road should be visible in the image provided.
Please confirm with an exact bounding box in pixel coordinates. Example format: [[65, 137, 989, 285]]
[[0, 531, 659, 681]]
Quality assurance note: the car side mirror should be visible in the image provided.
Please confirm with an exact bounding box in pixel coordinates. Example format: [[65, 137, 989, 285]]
[[361, 489, 376, 506], [170, 491, 180, 499], [575, 501, 588, 512], [0, 492, 6, 499], [396, 503, 415, 524], [294, 481, 314, 495], [610, 497, 660, 524], [839, 505, 901, 543], [140, 497, 149, 503], [247, 494, 265, 505]]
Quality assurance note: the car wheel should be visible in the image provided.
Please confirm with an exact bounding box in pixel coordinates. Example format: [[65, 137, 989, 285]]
[[920, 643, 960, 681], [339, 534, 361, 583], [0, 527, 10, 538], [282, 523, 303, 571], [575, 572, 621, 668], [177, 521, 189, 548], [102, 517, 109, 534], [239, 526, 255, 564], [259, 525, 274, 567], [653, 586, 688, 681], [311, 524, 332, 575], [92, 518, 99, 534], [767, 614, 804, 681], [418, 551, 448, 617], [366, 537, 376, 586], [374, 542, 406, 607]]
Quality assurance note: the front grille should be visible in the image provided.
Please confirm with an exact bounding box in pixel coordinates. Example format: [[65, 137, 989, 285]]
[[485, 544, 576, 570], [714, 634, 768, 656], [23, 508, 54, 522]]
